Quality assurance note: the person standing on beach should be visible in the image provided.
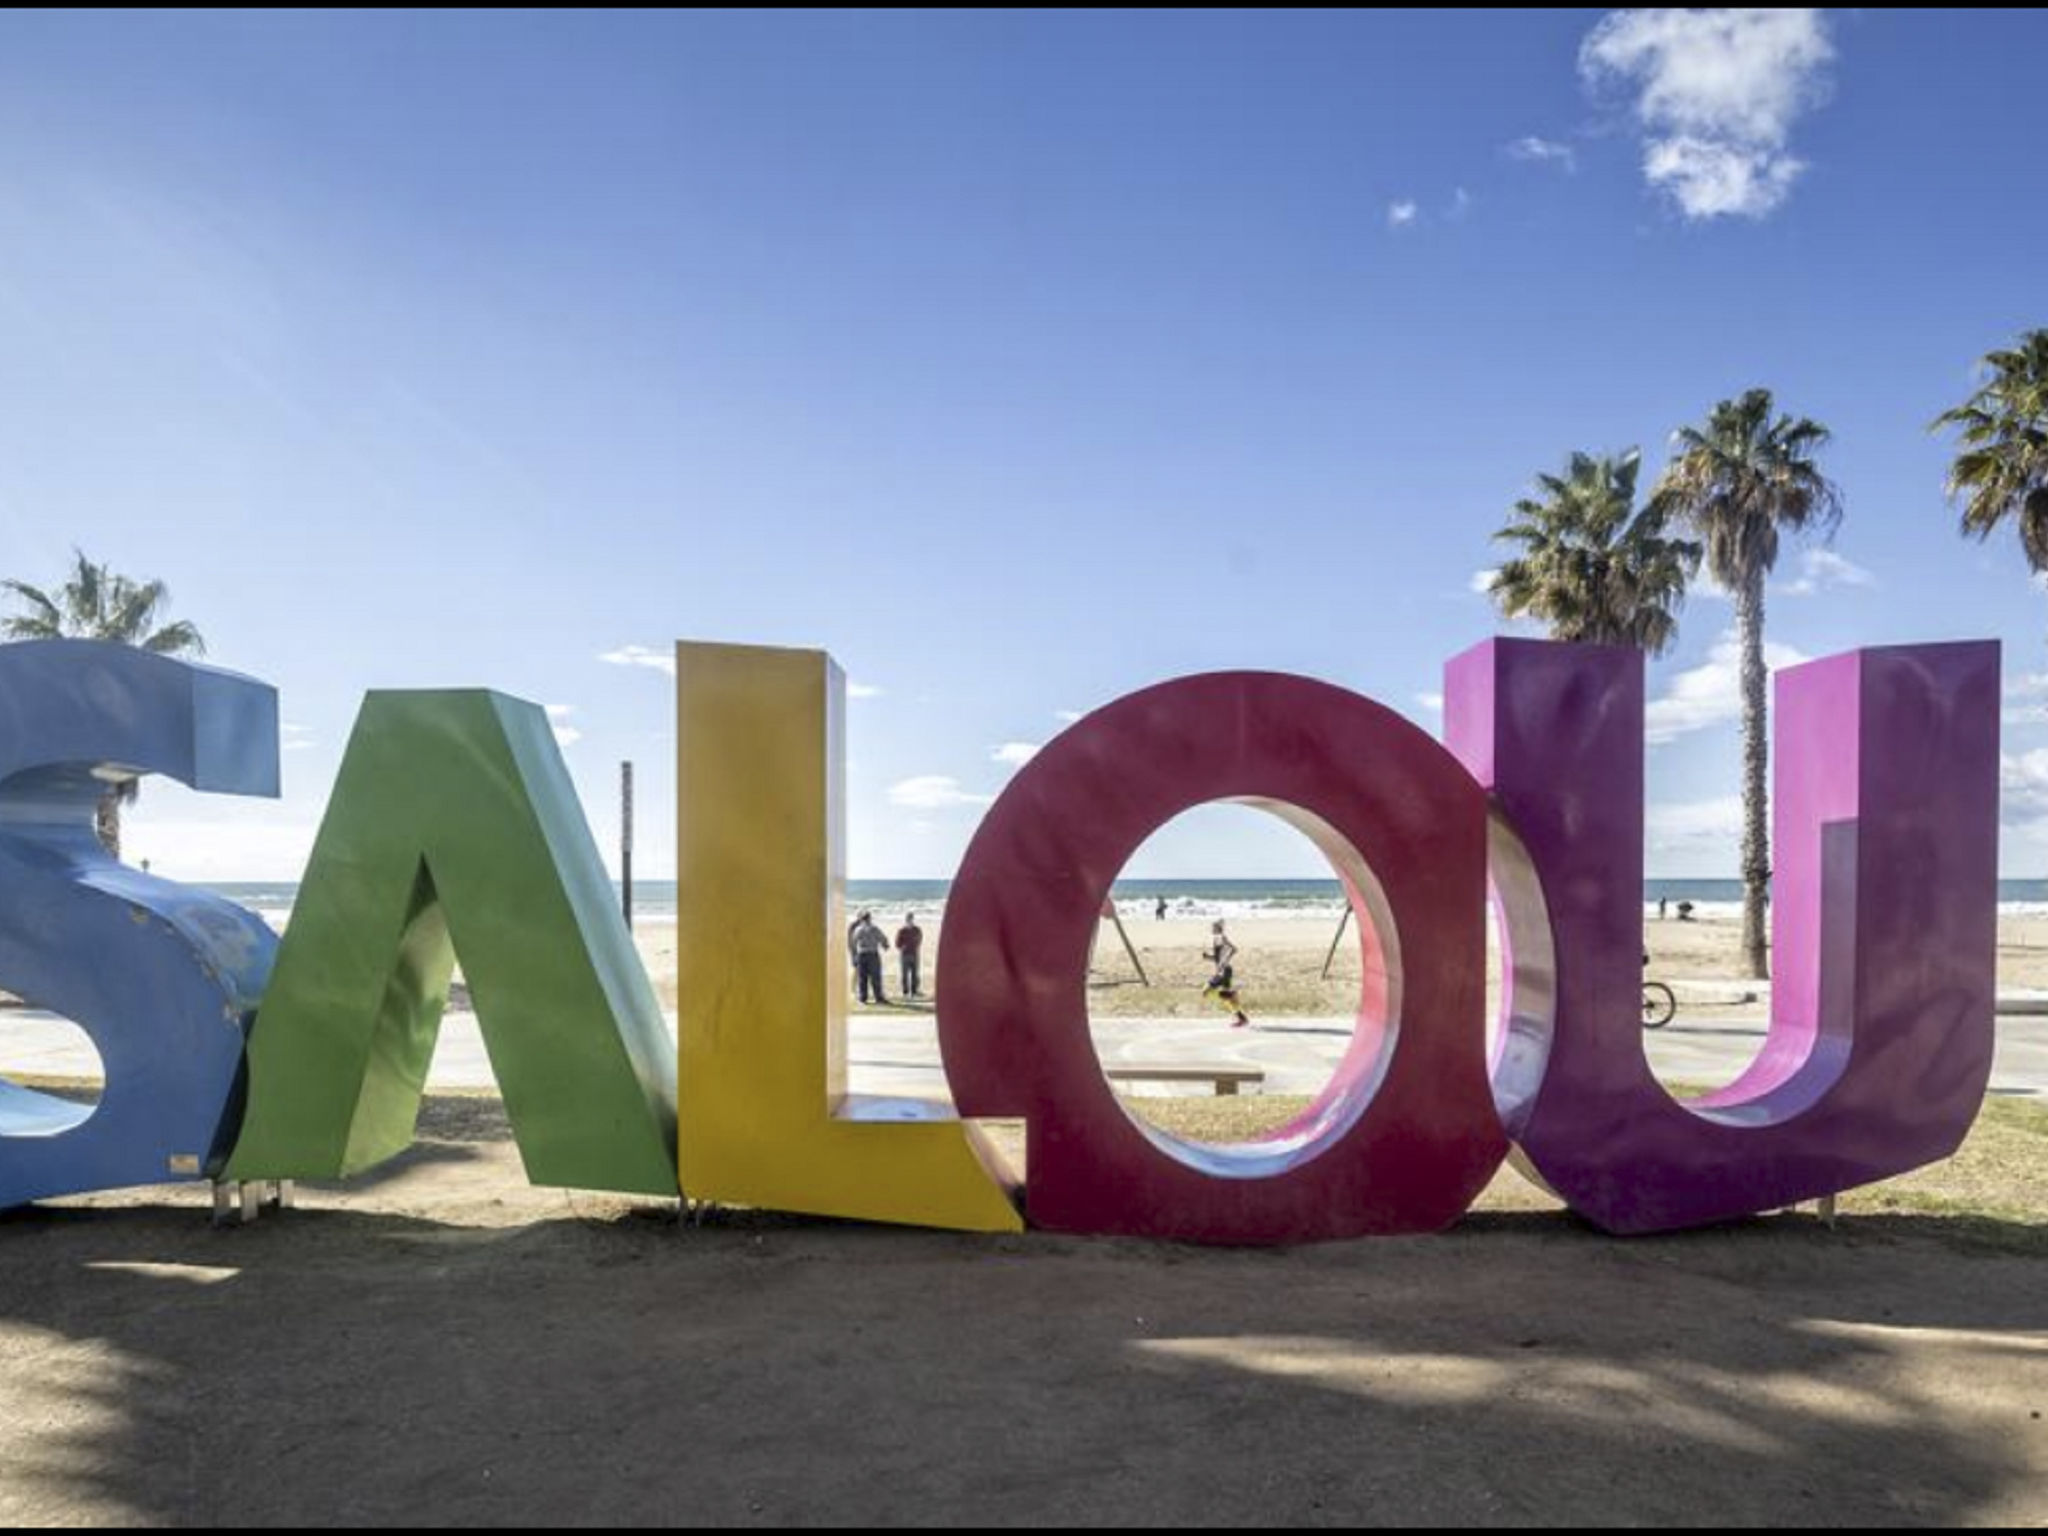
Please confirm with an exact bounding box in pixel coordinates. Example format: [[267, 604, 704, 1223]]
[[1203, 919, 1250, 1029], [896, 913, 924, 999], [1155, 896, 1168, 921], [849, 910, 890, 1005]]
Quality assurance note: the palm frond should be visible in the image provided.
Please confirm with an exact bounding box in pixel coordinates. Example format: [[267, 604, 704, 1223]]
[[65, 550, 107, 632], [1653, 388, 1843, 593], [140, 620, 206, 657], [104, 577, 169, 644], [1484, 447, 1693, 656], [2, 554, 206, 657], [0, 579, 61, 634], [1933, 329, 2048, 567]]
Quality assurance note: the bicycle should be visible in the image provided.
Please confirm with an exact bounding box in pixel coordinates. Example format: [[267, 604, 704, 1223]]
[[1641, 979, 1677, 1029]]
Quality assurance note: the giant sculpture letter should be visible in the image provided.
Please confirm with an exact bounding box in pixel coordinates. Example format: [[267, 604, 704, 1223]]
[[940, 673, 1504, 1244], [675, 642, 1020, 1231], [0, 640, 278, 1206], [1447, 638, 1999, 1233], [226, 691, 677, 1196]]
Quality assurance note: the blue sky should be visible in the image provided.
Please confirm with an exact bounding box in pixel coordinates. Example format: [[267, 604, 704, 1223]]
[[2, 9, 2045, 880]]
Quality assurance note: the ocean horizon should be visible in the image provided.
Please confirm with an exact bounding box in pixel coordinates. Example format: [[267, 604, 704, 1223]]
[[197, 877, 2048, 926]]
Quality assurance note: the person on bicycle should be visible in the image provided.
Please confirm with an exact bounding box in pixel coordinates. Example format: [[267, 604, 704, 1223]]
[[1641, 949, 1676, 1028]]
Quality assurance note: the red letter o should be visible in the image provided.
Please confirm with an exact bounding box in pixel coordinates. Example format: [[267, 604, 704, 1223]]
[[938, 672, 1503, 1243]]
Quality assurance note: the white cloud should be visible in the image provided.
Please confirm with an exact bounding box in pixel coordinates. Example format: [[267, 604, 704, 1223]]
[[1387, 200, 1419, 229], [281, 722, 314, 753], [1640, 135, 1802, 219], [1780, 548, 1877, 597], [2003, 751, 2048, 828], [990, 741, 1041, 767], [1506, 136, 1577, 171], [1647, 795, 1743, 854], [599, 647, 877, 699], [1470, 568, 1499, 595], [1580, 8, 1833, 220], [887, 775, 995, 810], [1809, 550, 1875, 587], [1645, 629, 1809, 745], [1448, 186, 1474, 220], [123, 818, 320, 883], [599, 644, 674, 677], [545, 703, 581, 748], [1054, 709, 1084, 724], [2005, 672, 2048, 729], [1415, 692, 1445, 716]]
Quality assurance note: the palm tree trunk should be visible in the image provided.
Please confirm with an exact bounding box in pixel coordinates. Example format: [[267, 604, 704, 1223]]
[[1736, 569, 1771, 980], [95, 789, 121, 861]]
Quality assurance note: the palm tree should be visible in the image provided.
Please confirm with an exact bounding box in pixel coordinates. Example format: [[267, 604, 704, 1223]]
[[1650, 390, 1841, 981], [1931, 328, 2048, 582], [1488, 449, 1701, 655], [1, 550, 207, 859]]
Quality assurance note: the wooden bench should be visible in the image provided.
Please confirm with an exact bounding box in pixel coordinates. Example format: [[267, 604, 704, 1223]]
[[1104, 1065, 1266, 1097]]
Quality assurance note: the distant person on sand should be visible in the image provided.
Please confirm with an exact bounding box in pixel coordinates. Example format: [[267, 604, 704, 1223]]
[[849, 910, 890, 1004], [896, 913, 924, 999], [1658, 897, 1668, 921], [1155, 896, 1168, 921], [1203, 919, 1250, 1029]]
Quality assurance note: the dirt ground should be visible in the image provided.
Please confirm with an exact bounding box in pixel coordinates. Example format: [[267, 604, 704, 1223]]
[[2, 1097, 2045, 1526]]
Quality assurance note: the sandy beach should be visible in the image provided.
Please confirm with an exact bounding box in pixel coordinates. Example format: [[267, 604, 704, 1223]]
[[630, 907, 2048, 1024], [5, 902, 2036, 1028], [7, 1105, 2046, 1526]]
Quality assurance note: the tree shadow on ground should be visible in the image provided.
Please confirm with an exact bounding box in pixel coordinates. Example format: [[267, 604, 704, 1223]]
[[1, 1125, 2045, 1524]]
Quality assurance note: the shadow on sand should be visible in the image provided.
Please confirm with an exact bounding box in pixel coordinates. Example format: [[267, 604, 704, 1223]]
[[2, 1104, 2045, 1524]]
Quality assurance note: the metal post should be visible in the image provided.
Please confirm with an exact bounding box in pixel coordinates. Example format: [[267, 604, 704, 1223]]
[[1319, 906, 1353, 980], [1106, 902, 1150, 987], [621, 760, 634, 926]]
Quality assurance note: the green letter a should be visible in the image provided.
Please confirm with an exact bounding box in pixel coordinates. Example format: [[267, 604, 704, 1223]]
[[226, 692, 677, 1196]]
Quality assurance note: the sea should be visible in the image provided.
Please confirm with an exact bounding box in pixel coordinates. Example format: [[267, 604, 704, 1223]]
[[198, 878, 2048, 928]]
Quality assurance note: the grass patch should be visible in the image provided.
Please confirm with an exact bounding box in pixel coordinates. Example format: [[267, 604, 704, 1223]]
[[1122, 1086, 2048, 1248], [1124, 1093, 1314, 1144], [1829, 1095, 2048, 1252], [17, 1069, 2047, 1249]]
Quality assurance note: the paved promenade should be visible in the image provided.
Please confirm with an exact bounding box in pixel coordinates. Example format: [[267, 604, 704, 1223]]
[[6, 1005, 2047, 1101]]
